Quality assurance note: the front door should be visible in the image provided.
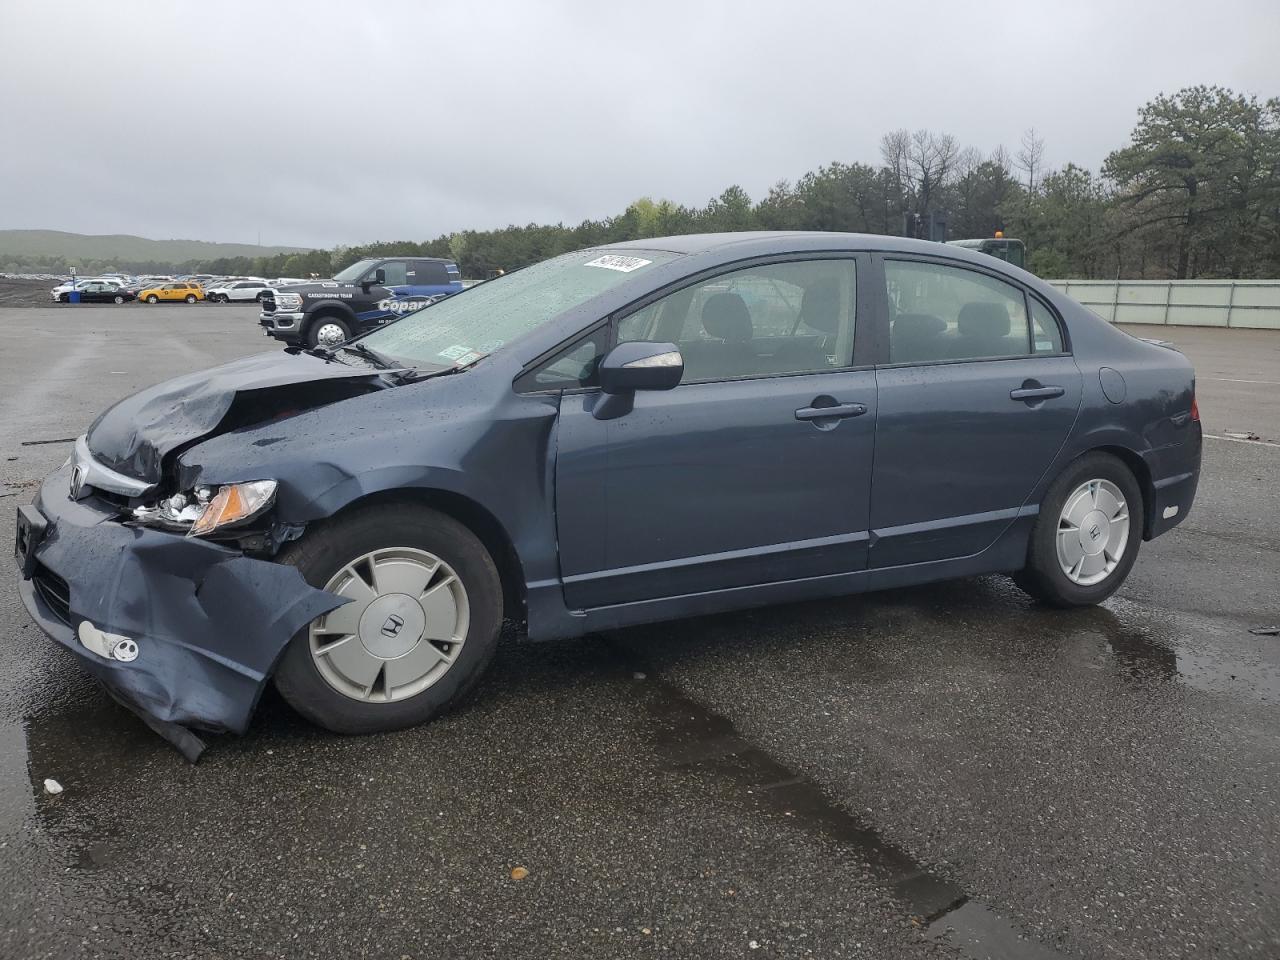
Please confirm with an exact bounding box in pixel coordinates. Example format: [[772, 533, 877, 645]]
[[553, 256, 878, 610], [869, 257, 1083, 567]]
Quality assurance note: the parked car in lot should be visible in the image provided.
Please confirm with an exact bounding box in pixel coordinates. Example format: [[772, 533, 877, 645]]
[[56, 280, 136, 304], [137, 282, 204, 304], [14, 232, 1201, 752], [49, 277, 123, 301], [206, 280, 273, 303], [259, 256, 463, 347]]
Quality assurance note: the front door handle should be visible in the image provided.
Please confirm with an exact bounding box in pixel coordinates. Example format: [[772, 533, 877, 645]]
[[1010, 385, 1065, 402], [795, 401, 867, 421]]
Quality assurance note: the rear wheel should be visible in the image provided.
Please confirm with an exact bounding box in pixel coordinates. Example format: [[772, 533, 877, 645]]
[[307, 315, 352, 348], [274, 504, 503, 733], [185, 294, 197, 303], [1015, 452, 1143, 607]]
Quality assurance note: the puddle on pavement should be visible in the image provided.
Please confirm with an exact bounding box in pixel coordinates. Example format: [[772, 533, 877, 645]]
[[16, 693, 169, 873], [1081, 600, 1280, 705], [617, 640, 1069, 959]]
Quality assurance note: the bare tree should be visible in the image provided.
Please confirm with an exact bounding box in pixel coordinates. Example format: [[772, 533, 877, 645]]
[[990, 144, 1013, 175], [880, 128, 960, 219], [1015, 128, 1046, 193]]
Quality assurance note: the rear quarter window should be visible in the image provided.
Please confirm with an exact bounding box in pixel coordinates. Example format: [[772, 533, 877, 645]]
[[1030, 297, 1066, 353]]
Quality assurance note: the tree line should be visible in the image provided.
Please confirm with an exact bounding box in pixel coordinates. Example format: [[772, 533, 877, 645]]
[[8, 86, 1277, 281]]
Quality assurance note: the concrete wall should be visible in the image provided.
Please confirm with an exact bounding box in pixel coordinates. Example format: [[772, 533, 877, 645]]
[[1046, 280, 1280, 330]]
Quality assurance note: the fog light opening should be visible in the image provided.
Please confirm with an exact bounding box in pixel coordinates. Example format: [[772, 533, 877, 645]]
[[77, 621, 140, 663]]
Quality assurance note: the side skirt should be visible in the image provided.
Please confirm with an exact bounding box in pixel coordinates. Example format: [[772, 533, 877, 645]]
[[525, 515, 1035, 641]]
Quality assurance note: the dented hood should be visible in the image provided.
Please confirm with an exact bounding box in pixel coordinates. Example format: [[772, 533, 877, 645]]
[[86, 350, 392, 484]]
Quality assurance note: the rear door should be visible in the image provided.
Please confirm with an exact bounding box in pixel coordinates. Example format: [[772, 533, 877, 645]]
[[869, 257, 1081, 567], [550, 255, 878, 609]]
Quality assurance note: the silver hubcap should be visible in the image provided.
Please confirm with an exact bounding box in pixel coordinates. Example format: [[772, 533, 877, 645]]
[[315, 322, 347, 346], [1057, 478, 1130, 586], [308, 548, 469, 702]]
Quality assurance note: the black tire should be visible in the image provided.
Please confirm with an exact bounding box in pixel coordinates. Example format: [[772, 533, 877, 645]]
[[58, 293, 69, 303], [185, 294, 197, 303], [273, 504, 503, 734], [306, 314, 352, 348], [113, 295, 124, 304], [1015, 451, 1144, 607], [146, 294, 158, 304]]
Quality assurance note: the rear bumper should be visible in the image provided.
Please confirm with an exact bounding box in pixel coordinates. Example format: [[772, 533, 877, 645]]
[[16, 463, 343, 738], [1142, 426, 1202, 540]]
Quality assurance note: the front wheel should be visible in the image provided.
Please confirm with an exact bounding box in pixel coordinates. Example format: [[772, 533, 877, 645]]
[[307, 316, 352, 348], [58, 294, 69, 303], [1015, 452, 1144, 607], [113, 295, 124, 304], [146, 294, 158, 304], [274, 504, 503, 733]]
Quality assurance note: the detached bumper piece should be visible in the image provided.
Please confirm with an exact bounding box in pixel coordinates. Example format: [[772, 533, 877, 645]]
[[17, 464, 345, 760]]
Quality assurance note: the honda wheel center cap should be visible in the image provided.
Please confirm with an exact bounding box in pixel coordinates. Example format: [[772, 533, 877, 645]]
[[359, 594, 426, 659]]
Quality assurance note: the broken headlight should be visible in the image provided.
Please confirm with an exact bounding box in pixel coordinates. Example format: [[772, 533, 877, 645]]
[[132, 480, 278, 537]]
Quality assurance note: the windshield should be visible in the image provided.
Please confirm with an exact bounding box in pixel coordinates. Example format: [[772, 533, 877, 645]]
[[332, 258, 379, 284], [360, 248, 676, 369]]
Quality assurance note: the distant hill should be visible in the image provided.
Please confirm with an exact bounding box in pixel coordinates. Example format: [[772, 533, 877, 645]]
[[0, 229, 309, 266]]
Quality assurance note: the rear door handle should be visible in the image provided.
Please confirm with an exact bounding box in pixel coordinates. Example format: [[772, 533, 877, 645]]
[[1010, 385, 1065, 401], [795, 402, 867, 421]]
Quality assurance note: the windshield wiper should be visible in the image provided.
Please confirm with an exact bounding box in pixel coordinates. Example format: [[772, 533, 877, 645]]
[[340, 341, 405, 371]]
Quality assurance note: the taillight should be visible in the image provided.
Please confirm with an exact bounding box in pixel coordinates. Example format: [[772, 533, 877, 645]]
[[1190, 393, 1200, 422]]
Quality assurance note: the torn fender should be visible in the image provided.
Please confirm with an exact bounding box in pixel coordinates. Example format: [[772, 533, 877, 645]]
[[19, 464, 346, 735]]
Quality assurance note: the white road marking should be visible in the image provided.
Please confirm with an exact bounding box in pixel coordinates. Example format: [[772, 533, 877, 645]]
[[1205, 433, 1280, 448], [1201, 377, 1280, 385]]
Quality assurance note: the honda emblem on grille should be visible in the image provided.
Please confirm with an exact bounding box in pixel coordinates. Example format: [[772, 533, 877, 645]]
[[381, 614, 405, 638]]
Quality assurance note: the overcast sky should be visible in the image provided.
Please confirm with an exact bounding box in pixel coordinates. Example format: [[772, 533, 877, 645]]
[[2, 0, 1278, 250]]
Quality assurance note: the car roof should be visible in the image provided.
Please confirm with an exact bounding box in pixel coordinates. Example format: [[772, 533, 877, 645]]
[[597, 230, 1047, 289], [599, 230, 990, 257]]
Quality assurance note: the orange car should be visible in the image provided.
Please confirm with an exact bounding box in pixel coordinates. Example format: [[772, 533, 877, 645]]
[[138, 282, 204, 304]]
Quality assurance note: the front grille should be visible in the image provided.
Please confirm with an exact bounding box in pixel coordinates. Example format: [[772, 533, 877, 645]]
[[32, 563, 71, 626], [261, 294, 277, 313]]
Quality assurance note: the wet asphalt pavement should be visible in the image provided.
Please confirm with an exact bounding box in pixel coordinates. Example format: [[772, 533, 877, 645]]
[[0, 304, 1277, 959]]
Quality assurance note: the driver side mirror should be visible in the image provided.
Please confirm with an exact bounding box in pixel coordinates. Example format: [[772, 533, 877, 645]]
[[364, 267, 386, 287], [593, 341, 683, 420]]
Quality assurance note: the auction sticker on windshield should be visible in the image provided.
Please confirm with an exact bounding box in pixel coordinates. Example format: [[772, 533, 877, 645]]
[[583, 255, 652, 272]]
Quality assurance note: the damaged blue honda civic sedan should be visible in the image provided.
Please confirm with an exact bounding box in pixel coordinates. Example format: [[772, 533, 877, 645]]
[[15, 232, 1201, 754]]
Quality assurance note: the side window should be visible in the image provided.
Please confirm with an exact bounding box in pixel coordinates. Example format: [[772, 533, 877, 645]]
[[617, 259, 857, 383], [515, 326, 609, 392], [885, 260, 1031, 364], [378, 261, 409, 285], [410, 261, 451, 285], [1030, 298, 1066, 353]]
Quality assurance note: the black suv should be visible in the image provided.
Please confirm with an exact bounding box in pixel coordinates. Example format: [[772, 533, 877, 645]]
[[260, 256, 463, 347]]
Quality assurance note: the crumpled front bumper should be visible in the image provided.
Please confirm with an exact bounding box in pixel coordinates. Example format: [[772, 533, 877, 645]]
[[17, 462, 344, 750]]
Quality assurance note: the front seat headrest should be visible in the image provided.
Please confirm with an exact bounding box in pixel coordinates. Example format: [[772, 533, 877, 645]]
[[701, 292, 752, 342], [799, 278, 842, 334], [957, 302, 1011, 338]]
